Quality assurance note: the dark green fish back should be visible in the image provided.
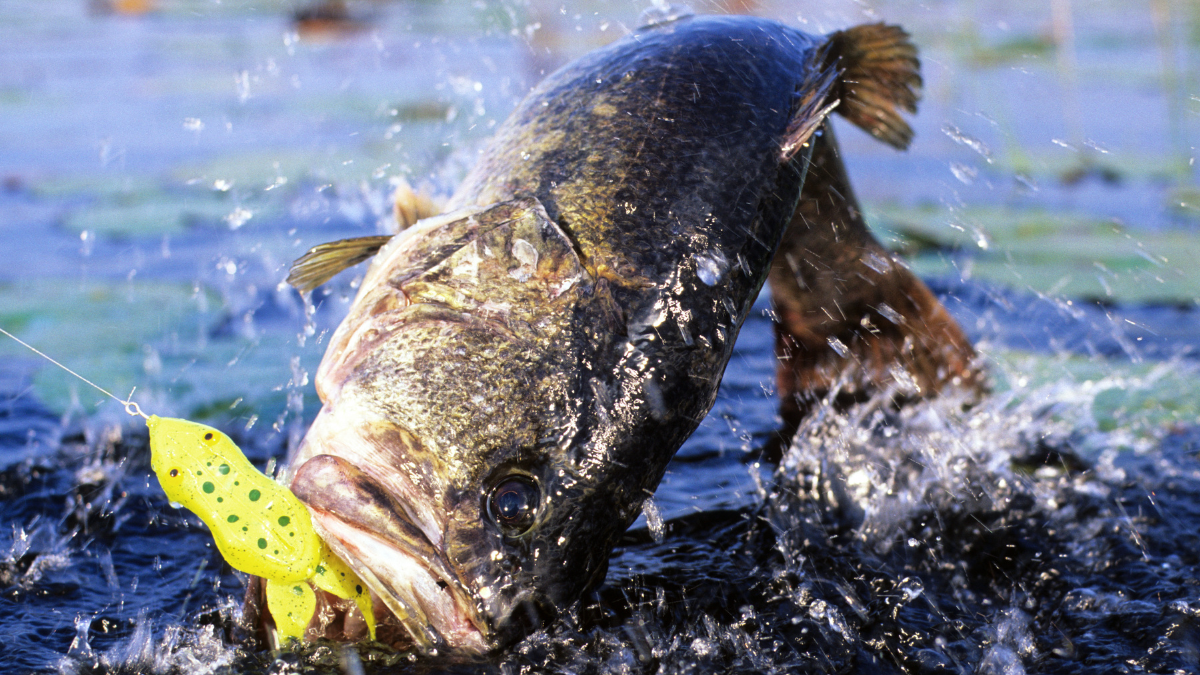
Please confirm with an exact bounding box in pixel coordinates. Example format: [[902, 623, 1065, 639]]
[[431, 15, 850, 621], [453, 16, 827, 288], [450, 16, 835, 475]]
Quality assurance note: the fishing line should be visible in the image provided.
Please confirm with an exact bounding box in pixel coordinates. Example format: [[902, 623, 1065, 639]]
[[2, 328, 374, 642], [0, 326, 148, 419]]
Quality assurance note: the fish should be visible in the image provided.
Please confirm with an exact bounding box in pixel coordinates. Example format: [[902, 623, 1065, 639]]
[[267, 12, 981, 655]]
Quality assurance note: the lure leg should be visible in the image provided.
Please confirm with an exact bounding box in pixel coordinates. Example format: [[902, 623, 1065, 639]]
[[265, 578, 317, 643], [311, 543, 377, 640]]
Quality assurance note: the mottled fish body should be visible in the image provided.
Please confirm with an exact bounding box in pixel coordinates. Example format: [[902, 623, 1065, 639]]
[[274, 13, 978, 654]]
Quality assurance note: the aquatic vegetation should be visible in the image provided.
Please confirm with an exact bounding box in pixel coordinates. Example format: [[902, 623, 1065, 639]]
[[873, 205, 1200, 304]]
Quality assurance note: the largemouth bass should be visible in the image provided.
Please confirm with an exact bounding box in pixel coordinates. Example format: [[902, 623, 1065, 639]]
[[267, 12, 979, 655]]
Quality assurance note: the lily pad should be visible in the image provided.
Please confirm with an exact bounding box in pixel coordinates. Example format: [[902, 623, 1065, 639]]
[[987, 347, 1200, 451], [62, 192, 235, 237], [874, 205, 1200, 304]]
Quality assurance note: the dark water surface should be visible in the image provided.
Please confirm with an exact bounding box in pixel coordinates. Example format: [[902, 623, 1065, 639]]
[[2, 1, 1200, 673]]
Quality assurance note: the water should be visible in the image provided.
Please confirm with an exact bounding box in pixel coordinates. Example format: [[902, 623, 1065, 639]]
[[2, 0, 1199, 672]]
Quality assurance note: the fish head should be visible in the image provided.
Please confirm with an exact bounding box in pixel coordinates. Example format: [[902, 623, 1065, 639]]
[[286, 199, 648, 654]]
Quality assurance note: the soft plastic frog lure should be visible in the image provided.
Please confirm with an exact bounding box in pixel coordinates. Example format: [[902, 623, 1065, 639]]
[[0, 328, 375, 643], [148, 416, 376, 642]]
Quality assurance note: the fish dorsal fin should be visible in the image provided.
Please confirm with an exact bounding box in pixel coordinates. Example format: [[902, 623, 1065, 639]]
[[780, 61, 841, 162], [825, 23, 922, 150], [286, 235, 394, 293]]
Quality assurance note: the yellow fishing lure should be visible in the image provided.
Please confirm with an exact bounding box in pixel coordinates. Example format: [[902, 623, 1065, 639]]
[[0, 328, 374, 644], [147, 416, 376, 642]]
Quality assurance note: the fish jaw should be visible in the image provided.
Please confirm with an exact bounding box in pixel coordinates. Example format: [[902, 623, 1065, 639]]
[[287, 403, 495, 654], [307, 495, 488, 653], [281, 196, 619, 655]]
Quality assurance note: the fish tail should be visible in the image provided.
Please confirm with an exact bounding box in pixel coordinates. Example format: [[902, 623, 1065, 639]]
[[767, 126, 983, 451], [824, 23, 922, 150]]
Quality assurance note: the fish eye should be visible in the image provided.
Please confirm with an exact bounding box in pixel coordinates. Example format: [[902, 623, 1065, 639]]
[[486, 476, 539, 536], [169, 469, 179, 478]]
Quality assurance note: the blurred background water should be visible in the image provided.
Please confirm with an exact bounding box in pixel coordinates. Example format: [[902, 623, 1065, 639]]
[[2, 0, 1200, 673]]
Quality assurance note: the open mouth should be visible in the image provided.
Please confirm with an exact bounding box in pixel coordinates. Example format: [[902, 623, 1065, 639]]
[[310, 507, 489, 654], [289, 451, 492, 655]]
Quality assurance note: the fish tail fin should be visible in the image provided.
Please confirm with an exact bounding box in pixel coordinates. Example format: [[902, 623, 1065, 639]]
[[825, 23, 921, 150], [768, 127, 983, 450]]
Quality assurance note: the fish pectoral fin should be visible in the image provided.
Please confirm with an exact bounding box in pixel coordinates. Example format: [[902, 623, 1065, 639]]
[[286, 235, 394, 293], [824, 23, 922, 150], [392, 178, 440, 232]]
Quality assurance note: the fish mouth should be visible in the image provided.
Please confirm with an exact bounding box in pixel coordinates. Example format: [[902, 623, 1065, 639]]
[[289, 420, 492, 655]]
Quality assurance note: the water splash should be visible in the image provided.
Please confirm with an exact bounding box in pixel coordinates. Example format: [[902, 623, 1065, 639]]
[[693, 252, 728, 286], [641, 497, 664, 544], [941, 123, 993, 163], [639, 2, 694, 28]]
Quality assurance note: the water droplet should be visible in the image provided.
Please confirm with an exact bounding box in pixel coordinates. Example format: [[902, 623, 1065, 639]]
[[861, 251, 892, 274], [642, 497, 665, 544], [224, 207, 252, 230], [899, 578, 924, 602], [876, 303, 905, 325], [640, 1, 694, 28], [693, 252, 728, 286], [508, 238, 539, 282], [827, 336, 850, 358], [512, 238, 538, 267], [950, 162, 977, 184], [941, 124, 992, 163]]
